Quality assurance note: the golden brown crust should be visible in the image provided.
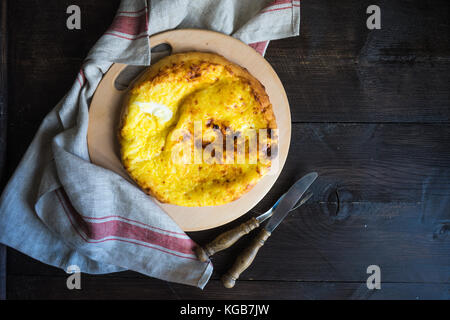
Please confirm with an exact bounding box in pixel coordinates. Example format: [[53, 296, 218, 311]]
[[119, 52, 276, 133], [118, 52, 277, 206]]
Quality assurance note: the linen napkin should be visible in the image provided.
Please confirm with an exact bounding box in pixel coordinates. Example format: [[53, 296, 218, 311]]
[[0, 0, 300, 288]]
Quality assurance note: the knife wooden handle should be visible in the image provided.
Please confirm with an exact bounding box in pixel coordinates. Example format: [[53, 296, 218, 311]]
[[221, 228, 271, 288], [195, 217, 260, 262]]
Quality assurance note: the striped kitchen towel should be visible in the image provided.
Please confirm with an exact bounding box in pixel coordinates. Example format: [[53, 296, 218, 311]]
[[0, 0, 300, 288]]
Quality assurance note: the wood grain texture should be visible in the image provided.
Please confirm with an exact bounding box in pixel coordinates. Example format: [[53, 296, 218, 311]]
[[7, 124, 450, 283], [6, 275, 449, 300], [1, 0, 450, 299], [1, 0, 121, 184], [266, 0, 450, 123]]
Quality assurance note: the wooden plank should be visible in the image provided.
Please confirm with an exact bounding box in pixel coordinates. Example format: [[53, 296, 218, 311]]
[[7, 123, 450, 284], [203, 203, 450, 283], [3, 0, 449, 143], [6, 275, 449, 300], [268, 0, 450, 63], [266, 0, 450, 123], [3, 0, 450, 300], [274, 123, 450, 203], [3, 0, 120, 168], [266, 60, 450, 123]]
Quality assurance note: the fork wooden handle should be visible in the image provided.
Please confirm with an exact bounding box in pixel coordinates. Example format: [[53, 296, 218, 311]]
[[221, 228, 271, 288], [195, 217, 260, 262]]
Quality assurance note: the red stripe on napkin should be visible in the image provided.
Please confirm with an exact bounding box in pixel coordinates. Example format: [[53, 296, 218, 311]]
[[108, 14, 148, 36], [262, 6, 293, 14], [249, 41, 269, 55], [55, 188, 197, 259], [83, 219, 195, 254], [262, 0, 300, 13], [103, 32, 148, 40], [264, 0, 293, 8], [81, 214, 187, 236]]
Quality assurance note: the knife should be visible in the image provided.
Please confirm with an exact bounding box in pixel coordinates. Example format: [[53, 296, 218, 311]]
[[195, 191, 313, 262], [221, 172, 318, 288]]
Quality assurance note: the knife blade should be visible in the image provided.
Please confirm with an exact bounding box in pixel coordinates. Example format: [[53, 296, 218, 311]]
[[264, 172, 318, 232], [256, 191, 313, 224], [222, 172, 318, 288], [195, 191, 313, 262]]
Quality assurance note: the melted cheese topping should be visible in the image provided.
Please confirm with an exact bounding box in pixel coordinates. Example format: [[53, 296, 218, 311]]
[[119, 53, 276, 206], [134, 101, 173, 124]]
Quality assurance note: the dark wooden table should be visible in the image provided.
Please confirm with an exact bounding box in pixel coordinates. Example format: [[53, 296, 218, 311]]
[[0, 0, 449, 299]]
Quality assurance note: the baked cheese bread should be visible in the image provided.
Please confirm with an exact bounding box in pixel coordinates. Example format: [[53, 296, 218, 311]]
[[119, 52, 277, 206]]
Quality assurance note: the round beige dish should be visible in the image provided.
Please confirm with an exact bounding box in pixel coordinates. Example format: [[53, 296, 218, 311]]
[[87, 29, 291, 231]]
